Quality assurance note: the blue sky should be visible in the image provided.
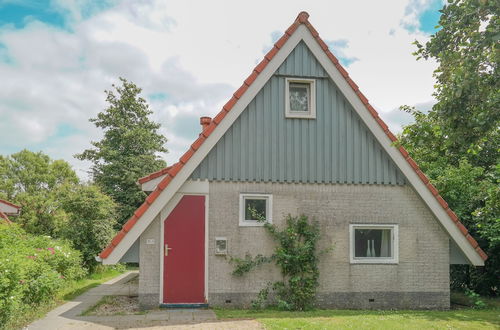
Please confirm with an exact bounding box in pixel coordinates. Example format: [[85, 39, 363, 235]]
[[0, 0, 443, 178]]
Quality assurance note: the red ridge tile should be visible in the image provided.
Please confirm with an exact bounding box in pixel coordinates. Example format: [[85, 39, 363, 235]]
[[316, 38, 329, 51], [346, 78, 359, 91], [265, 46, 279, 61], [326, 51, 339, 64], [146, 189, 161, 205], [179, 148, 195, 164], [123, 216, 138, 232], [191, 136, 206, 151], [244, 71, 259, 86], [213, 111, 227, 125], [386, 131, 397, 142], [305, 23, 319, 37], [366, 105, 378, 118], [415, 169, 429, 184], [274, 34, 289, 49], [466, 234, 479, 248], [157, 175, 172, 190], [436, 195, 449, 209], [476, 247, 488, 260], [100, 245, 114, 258], [233, 84, 248, 99], [456, 221, 469, 235], [407, 157, 419, 170], [375, 117, 389, 132], [446, 209, 458, 222], [356, 91, 369, 105], [297, 11, 309, 23], [254, 58, 269, 73], [285, 22, 299, 35], [111, 230, 126, 246], [168, 162, 183, 177], [202, 122, 217, 138], [336, 63, 349, 78], [399, 146, 409, 158], [223, 97, 238, 111], [134, 203, 149, 218], [427, 183, 439, 196]]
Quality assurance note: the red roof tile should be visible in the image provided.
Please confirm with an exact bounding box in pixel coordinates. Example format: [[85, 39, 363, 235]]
[[0, 199, 21, 209], [100, 11, 487, 262]]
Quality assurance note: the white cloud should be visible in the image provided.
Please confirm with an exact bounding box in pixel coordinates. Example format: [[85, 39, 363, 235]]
[[0, 0, 438, 179]]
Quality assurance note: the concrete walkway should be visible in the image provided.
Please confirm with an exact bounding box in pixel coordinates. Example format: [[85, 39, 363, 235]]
[[27, 271, 261, 330]]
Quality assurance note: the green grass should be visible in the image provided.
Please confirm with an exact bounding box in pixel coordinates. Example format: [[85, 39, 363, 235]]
[[215, 307, 500, 329], [4, 265, 130, 330]]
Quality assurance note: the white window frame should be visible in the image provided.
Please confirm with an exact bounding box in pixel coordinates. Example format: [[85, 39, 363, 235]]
[[349, 224, 399, 264], [285, 78, 316, 119], [239, 193, 273, 227]]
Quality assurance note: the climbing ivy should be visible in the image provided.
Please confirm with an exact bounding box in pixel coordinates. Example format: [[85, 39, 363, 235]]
[[230, 210, 324, 311]]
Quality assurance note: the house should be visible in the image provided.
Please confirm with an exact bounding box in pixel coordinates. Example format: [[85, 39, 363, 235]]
[[98, 12, 487, 310], [0, 199, 21, 224]]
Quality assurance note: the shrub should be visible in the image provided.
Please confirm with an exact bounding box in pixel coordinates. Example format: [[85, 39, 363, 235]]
[[0, 223, 86, 325]]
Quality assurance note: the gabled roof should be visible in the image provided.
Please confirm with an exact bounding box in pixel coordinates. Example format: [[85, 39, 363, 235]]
[[138, 164, 175, 185], [99, 12, 487, 264], [0, 199, 21, 211]]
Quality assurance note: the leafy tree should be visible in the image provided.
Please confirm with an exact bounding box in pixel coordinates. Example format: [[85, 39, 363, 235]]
[[0, 150, 78, 236], [400, 0, 499, 295], [413, 0, 499, 168], [59, 184, 117, 270], [76, 78, 167, 226]]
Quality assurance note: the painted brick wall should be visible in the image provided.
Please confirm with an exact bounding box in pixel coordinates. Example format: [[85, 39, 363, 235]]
[[138, 214, 161, 308], [208, 182, 450, 309]]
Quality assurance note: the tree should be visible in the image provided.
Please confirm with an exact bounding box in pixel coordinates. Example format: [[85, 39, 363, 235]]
[[76, 78, 168, 226], [400, 0, 499, 295], [413, 0, 499, 168], [59, 184, 117, 270], [0, 150, 78, 236]]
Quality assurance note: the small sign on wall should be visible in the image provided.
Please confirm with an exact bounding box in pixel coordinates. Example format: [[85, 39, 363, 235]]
[[215, 237, 228, 255], [146, 239, 155, 245]]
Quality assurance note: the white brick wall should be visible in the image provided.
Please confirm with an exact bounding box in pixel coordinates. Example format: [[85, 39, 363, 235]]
[[208, 182, 450, 307]]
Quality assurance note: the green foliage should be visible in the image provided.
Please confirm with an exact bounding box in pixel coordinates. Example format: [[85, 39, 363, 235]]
[[75, 78, 168, 226], [0, 150, 78, 236], [413, 0, 499, 168], [231, 212, 323, 311], [465, 288, 487, 309], [59, 184, 117, 270], [0, 223, 85, 326], [401, 0, 499, 295]]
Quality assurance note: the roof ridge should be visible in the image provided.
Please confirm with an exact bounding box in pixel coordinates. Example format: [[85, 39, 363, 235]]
[[100, 11, 487, 262], [0, 199, 21, 209]]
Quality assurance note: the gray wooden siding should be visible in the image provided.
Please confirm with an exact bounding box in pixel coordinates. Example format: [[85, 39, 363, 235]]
[[191, 41, 405, 185]]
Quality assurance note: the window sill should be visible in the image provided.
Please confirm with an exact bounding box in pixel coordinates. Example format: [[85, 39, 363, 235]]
[[350, 259, 398, 265], [238, 221, 270, 227]]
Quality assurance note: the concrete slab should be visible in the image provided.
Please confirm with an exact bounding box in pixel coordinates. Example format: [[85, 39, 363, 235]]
[[26, 271, 253, 329]]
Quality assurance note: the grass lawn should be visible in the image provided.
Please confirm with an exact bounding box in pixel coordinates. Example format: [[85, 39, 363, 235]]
[[4, 265, 132, 330], [215, 307, 500, 329]]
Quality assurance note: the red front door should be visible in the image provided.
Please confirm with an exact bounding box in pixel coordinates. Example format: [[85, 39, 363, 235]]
[[163, 195, 205, 304]]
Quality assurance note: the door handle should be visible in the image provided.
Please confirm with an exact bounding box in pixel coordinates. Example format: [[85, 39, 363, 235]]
[[165, 244, 173, 256]]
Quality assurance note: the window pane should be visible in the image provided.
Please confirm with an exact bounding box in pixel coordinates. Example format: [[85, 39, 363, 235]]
[[245, 198, 267, 221], [354, 228, 392, 258], [289, 83, 309, 112]]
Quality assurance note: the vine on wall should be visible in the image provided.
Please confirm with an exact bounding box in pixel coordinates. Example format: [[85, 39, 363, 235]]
[[230, 210, 326, 311]]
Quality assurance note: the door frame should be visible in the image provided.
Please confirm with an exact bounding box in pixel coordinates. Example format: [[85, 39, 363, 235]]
[[158, 180, 209, 305]]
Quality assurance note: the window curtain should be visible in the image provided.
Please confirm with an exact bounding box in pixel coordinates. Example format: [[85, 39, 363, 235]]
[[380, 229, 390, 257]]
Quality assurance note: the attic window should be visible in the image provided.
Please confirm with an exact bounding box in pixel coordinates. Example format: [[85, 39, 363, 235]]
[[285, 78, 316, 119]]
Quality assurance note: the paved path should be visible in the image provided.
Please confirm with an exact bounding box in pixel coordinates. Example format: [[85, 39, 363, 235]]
[[27, 271, 262, 329]]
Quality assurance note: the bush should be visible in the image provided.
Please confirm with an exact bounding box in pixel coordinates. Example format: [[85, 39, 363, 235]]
[[0, 223, 86, 326]]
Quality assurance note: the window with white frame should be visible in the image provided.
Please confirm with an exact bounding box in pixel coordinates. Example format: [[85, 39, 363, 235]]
[[285, 78, 316, 119], [239, 194, 272, 226], [349, 224, 398, 264]]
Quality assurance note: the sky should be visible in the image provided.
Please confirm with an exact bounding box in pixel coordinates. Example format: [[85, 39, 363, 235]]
[[0, 0, 444, 179]]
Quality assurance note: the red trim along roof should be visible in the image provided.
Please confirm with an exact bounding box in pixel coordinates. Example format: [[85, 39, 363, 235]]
[[0, 211, 12, 224], [138, 164, 176, 185], [0, 199, 21, 210], [100, 11, 487, 262]]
